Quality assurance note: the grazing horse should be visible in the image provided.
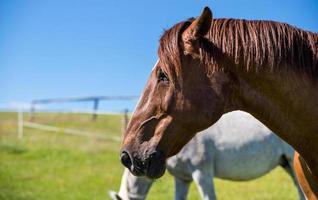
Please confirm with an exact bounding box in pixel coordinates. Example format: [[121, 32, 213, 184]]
[[111, 111, 305, 200], [120, 7, 318, 199]]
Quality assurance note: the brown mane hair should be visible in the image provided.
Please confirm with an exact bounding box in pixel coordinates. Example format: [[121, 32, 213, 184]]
[[158, 18, 318, 81]]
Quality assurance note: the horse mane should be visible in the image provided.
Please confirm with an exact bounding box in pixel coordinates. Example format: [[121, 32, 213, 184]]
[[158, 18, 318, 81]]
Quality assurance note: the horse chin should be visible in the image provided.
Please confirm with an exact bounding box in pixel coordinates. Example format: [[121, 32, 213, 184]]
[[146, 162, 166, 179], [145, 151, 167, 179]]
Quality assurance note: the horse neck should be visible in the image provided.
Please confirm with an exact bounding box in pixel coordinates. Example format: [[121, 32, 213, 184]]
[[228, 68, 318, 155]]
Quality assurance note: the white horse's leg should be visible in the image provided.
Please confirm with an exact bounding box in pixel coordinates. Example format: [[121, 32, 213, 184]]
[[192, 170, 216, 200], [117, 168, 130, 200], [281, 155, 306, 200], [114, 168, 153, 200], [174, 177, 191, 200]]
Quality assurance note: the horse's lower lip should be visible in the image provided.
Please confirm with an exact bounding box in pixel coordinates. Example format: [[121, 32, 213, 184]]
[[146, 164, 166, 179], [145, 151, 166, 179]]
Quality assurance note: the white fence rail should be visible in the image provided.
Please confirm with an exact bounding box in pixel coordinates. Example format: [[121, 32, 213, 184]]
[[3, 96, 136, 142], [17, 111, 124, 143]]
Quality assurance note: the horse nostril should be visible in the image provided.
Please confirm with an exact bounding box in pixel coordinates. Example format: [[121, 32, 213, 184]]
[[120, 151, 132, 168]]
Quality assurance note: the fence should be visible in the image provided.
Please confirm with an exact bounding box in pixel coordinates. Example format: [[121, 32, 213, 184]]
[[12, 95, 139, 142], [29, 95, 138, 121], [16, 110, 129, 142]]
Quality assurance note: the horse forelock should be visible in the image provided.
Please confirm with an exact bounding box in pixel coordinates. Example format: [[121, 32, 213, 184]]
[[158, 21, 192, 84], [157, 18, 318, 79]]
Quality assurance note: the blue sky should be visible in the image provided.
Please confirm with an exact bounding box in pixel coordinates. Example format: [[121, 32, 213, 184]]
[[1, 0, 317, 111]]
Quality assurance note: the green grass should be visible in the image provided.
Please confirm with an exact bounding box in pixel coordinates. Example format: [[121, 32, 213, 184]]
[[0, 112, 300, 199]]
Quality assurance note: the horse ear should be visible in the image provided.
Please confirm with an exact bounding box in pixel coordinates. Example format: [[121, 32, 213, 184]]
[[182, 7, 213, 57]]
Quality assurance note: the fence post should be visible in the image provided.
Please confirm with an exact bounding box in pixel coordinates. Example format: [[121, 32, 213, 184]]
[[121, 109, 129, 137], [29, 102, 35, 121], [18, 110, 24, 139], [92, 98, 99, 121]]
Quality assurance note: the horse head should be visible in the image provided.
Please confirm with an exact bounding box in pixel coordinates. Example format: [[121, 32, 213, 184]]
[[120, 7, 234, 178]]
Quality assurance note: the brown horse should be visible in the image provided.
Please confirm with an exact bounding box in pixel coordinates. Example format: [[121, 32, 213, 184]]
[[120, 7, 318, 198]]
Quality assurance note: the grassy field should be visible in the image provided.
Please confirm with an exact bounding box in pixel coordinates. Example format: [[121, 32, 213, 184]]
[[0, 112, 301, 200]]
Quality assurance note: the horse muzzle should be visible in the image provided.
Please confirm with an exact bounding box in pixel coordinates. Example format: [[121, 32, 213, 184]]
[[120, 149, 166, 179]]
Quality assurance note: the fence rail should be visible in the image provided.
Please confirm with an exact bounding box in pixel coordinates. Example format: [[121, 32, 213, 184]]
[[23, 121, 121, 142], [29, 95, 138, 121], [17, 110, 128, 143], [4, 95, 136, 142]]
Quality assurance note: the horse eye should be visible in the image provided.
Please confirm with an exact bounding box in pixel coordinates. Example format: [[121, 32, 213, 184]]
[[157, 69, 169, 83]]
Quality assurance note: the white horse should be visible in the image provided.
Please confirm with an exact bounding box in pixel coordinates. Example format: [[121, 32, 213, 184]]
[[109, 111, 305, 200]]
